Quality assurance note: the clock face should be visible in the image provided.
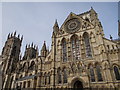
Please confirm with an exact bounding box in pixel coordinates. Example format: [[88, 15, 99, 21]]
[[65, 18, 81, 33]]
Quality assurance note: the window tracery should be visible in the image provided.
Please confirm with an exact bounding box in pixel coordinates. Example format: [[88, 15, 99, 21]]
[[63, 68, 67, 83], [96, 65, 103, 81], [62, 38, 67, 62], [89, 65, 95, 82], [29, 61, 35, 70], [57, 68, 62, 84], [71, 35, 80, 60], [113, 66, 120, 80], [83, 32, 92, 58]]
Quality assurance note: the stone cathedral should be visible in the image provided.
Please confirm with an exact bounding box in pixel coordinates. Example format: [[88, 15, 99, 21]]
[[0, 8, 120, 89]]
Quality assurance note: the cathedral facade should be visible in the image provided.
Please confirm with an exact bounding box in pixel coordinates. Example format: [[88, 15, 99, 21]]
[[1, 8, 120, 89]]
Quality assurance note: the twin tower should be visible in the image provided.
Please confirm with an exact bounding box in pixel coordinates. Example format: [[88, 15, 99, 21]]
[[2, 31, 49, 62]]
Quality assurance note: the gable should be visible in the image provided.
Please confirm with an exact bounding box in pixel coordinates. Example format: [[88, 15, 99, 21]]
[[58, 12, 94, 36]]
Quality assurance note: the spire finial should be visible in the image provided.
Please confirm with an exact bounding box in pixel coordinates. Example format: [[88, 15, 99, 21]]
[[54, 19, 59, 27], [91, 6, 93, 9], [14, 31, 16, 36], [26, 44, 27, 48], [7, 33, 10, 39], [34, 44, 36, 49], [31, 42, 33, 47], [41, 41, 47, 51], [18, 34, 20, 38], [28, 44, 30, 48], [11, 32, 13, 37], [21, 35, 23, 41], [110, 35, 113, 40], [44, 41, 46, 44]]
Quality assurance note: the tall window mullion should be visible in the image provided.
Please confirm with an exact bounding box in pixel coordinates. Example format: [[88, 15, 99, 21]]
[[76, 39, 80, 60], [96, 65, 103, 82], [63, 68, 67, 83], [71, 35, 80, 60], [89, 66, 95, 82], [83, 32, 92, 58], [72, 39, 76, 60], [62, 39, 67, 62], [57, 69, 62, 84]]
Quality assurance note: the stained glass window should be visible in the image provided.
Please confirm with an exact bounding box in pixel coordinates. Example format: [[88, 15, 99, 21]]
[[71, 35, 80, 60], [114, 66, 120, 80], [83, 32, 92, 58], [62, 39, 67, 62], [96, 65, 103, 81], [89, 66, 95, 82], [63, 68, 67, 83]]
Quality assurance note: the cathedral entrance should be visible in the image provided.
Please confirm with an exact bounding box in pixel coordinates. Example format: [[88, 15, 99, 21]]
[[73, 80, 83, 89]]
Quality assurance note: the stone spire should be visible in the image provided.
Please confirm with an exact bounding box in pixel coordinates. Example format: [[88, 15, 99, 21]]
[[14, 31, 16, 37], [54, 19, 59, 28], [41, 41, 48, 57], [41, 41, 47, 51], [110, 35, 113, 40], [53, 19, 59, 36], [7, 33, 10, 39]]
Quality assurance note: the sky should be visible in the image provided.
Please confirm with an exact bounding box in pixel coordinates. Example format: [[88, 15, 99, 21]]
[[1, 2, 119, 56]]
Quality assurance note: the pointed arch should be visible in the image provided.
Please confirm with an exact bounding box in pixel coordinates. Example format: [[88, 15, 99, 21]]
[[83, 32, 92, 58], [47, 72, 51, 84], [57, 67, 62, 84], [22, 62, 26, 71], [44, 72, 47, 85], [70, 34, 80, 60], [96, 64, 103, 81], [29, 61, 35, 70], [63, 68, 68, 83], [89, 65, 95, 82], [61, 38, 67, 62], [113, 66, 120, 80]]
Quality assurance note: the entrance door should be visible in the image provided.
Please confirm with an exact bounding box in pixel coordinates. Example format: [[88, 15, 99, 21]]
[[73, 80, 83, 89]]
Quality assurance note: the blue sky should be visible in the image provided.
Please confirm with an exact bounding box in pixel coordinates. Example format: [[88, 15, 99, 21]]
[[1, 2, 119, 56]]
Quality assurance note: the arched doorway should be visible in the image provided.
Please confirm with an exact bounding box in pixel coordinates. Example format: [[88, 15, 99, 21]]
[[73, 80, 83, 89]]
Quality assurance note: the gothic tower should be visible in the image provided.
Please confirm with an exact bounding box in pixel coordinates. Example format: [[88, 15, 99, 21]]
[[2, 31, 22, 89], [2, 31, 22, 74], [22, 43, 38, 60]]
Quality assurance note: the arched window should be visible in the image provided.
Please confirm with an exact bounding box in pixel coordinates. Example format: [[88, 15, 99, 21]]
[[63, 68, 67, 83], [62, 38, 67, 62], [28, 81, 30, 87], [114, 66, 120, 80], [47, 73, 51, 84], [44, 73, 47, 85], [57, 68, 62, 84], [29, 61, 35, 70], [22, 62, 26, 71], [89, 65, 95, 82], [23, 81, 26, 88], [71, 35, 80, 60], [96, 65, 103, 81], [83, 32, 92, 58]]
